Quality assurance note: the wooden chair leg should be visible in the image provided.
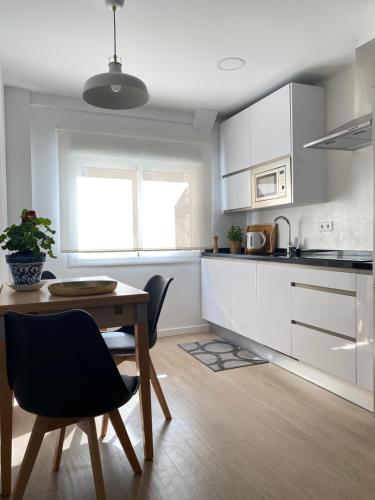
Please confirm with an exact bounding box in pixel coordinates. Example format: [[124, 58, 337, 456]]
[[12, 416, 50, 500], [108, 409, 141, 475], [100, 415, 110, 439], [100, 355, 131, 439], [83, 418, 106, 500], [150, 358, 172, 421], [53, 426, 66, 471]]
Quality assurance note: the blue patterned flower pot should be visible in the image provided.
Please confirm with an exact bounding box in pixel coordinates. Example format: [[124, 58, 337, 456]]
[[6, 253, 46, 285]]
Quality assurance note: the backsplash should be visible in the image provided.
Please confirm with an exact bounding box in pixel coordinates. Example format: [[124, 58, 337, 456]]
[[248, 64, 373, 251]]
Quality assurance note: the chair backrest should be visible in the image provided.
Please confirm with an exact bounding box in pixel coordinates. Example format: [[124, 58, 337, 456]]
[[41, 270, 56, 280], [5, 310, 132, 418], [144, 275, 173, 347]]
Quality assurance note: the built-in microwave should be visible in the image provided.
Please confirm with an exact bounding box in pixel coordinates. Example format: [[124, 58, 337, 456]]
[[251, 156, 292, 208]]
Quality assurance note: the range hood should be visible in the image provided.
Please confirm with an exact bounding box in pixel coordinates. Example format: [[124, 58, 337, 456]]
[[304, 39, 375, 152], [304, 114, 372, 151]]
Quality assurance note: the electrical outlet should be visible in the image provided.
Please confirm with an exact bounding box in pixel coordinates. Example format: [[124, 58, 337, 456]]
[[319, 221, 333, 232]]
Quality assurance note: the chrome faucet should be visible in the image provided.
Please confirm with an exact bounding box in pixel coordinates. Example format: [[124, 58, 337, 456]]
[[273, 216, 293, 257]]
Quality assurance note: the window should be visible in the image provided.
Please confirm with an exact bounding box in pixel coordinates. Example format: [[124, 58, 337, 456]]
[[58, 130, 211, 261], [77, 167, 137, 251]]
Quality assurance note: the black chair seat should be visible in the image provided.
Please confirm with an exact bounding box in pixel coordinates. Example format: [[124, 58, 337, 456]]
[[121, 374, 139, 395], [102, 276, 173, 357], [103, 331, 136, 355], [103, 326, 157, 355]]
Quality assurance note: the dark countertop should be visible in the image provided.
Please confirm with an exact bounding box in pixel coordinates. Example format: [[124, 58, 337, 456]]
[[202, 249, 373, 271]]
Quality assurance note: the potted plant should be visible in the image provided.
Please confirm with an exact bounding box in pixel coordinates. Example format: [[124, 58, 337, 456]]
[[227, 225, 244, 254], [0, 209, 56, 285]]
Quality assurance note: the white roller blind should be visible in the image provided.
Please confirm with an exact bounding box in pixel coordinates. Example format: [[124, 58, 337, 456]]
[[58, 129, 212, 253]]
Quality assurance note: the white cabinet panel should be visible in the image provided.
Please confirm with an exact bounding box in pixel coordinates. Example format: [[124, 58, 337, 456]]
[[292, 323, 356, 384], [250, 84, 291, 167], [291, 286, 356, 338], [356, 274, 374, 391], [201, 258, 230, 329], [230, 261, 257, 339], [291, 267, 356, 292], [220, 107, 251, 176], [256, 264, 292, 355], [222, 170, 251, 211]]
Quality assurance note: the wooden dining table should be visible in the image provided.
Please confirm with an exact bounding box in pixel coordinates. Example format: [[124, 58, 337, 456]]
[[0, 276, 152, 497]]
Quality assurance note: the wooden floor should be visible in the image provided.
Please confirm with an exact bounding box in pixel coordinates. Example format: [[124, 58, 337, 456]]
[[10, 332, 375, 499]]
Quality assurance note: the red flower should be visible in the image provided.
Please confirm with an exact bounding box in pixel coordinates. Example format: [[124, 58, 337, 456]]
[[21, 210, 37, 223]]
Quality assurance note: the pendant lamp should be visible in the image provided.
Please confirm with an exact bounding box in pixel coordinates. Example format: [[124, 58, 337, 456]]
[[82, 0, 149, 110]]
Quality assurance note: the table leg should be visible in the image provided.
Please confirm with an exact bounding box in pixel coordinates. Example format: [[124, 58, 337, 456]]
[[0, 317, 13, 497], [135, 322, 153, 461]]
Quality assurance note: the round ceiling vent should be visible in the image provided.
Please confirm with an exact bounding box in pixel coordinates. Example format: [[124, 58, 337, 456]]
[[217, 57, 246, 71]]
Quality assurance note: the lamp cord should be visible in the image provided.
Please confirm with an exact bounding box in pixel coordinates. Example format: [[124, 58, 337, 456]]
[[113, 6, 117, 63]]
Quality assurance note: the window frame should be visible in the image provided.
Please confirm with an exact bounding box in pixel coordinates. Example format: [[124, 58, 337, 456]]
[[64, 155, 201, 258], [67, 249, 202, 267], [58, 129, 212, 263]]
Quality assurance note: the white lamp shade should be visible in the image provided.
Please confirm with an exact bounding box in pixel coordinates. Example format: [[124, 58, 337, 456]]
[[82, 62, 149, 110]]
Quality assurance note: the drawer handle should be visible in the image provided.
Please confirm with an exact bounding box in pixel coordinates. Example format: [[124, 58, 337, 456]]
[[291, 282, 356, 297], [291, 320, 356, 343]]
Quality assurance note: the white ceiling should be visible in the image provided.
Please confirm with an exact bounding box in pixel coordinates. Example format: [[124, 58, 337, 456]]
[[1, 0, 375, 115]]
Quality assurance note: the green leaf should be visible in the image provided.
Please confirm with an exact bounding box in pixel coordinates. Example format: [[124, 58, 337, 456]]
[[0, 209, 57, 258]]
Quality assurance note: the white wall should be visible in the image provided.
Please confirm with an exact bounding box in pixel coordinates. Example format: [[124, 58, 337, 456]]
[[4, 87, 32, 224], [0, 65, 7, 282], [248, 64, 373, 251], [4, 88, 240, 333]]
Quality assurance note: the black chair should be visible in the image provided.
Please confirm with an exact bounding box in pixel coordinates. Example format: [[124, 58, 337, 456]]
[[101, 275, 173, 438], [5, 310, 141, 500], [41, 270, 56, 280]]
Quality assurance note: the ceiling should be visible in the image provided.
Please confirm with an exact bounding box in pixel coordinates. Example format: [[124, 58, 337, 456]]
[[1, 0, 375, 115]]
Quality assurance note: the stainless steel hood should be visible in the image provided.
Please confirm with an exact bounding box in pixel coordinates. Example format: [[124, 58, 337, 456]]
[[304, 39, 375, 152], [304, 114, 372, 151]]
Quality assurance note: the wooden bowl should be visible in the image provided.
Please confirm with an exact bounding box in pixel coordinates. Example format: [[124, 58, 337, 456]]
[[48, 280, 117, 297]]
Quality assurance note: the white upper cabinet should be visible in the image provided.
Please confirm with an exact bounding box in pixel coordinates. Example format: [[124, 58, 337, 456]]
[[220, 107, 251, 176], [222, 170, 251, 211], [250, 84, 291, 167], [220, 82, 325, 211]]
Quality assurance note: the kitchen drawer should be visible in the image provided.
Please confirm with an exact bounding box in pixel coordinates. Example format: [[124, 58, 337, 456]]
[[292, 323, 356, 383], [291, 267, 356, 292], [291, 285, 356, 338]]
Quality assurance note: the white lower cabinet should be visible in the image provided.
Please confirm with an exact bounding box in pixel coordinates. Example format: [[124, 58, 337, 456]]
[[291, 286, 356, 339], [201, 258, 256, 338], [201, 257, 372, 393], [291, 323, 356, 384], [291, 267, 356, 292], [256, 263, 292, 355], [230, 260, 257, 339], [201, 258, 230, 330], [356, 274, 374, 391]]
